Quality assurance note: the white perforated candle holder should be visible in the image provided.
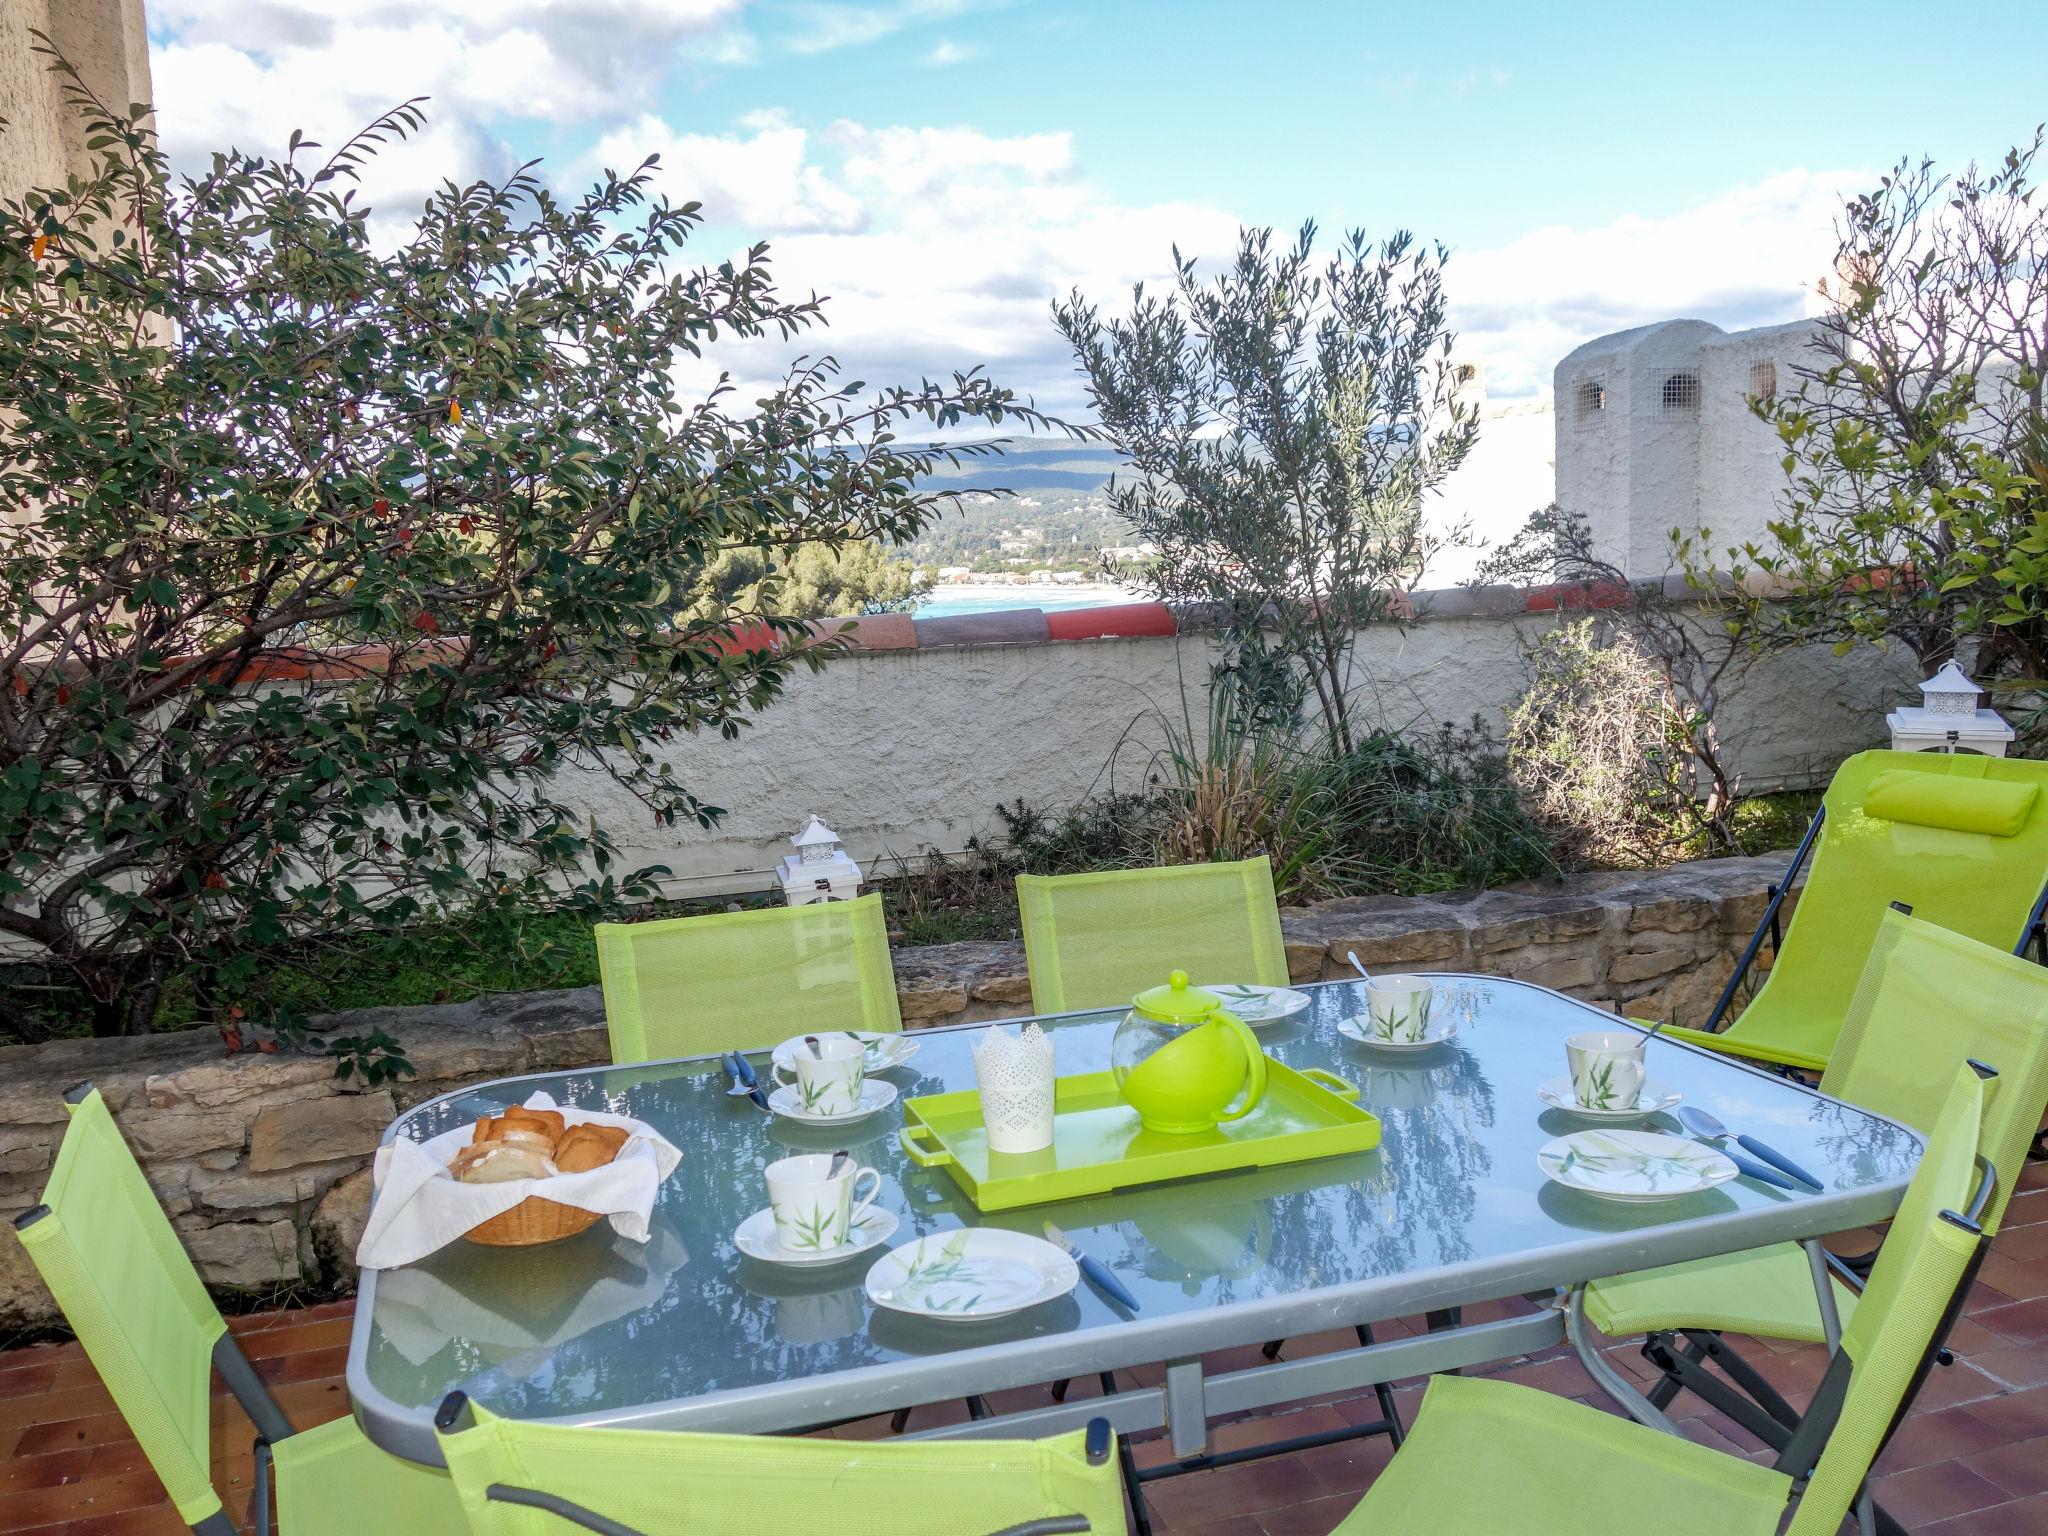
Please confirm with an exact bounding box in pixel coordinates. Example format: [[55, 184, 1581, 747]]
[[971, 1023, 1056, 1154]]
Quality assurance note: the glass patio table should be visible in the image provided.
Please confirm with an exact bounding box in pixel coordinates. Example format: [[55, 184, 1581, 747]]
[[346, 976, 1922, 1467]]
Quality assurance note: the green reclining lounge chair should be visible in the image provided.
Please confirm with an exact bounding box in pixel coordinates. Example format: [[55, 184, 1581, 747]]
[[1016, 856, 1291, 1014], [433, 1391, 1127, 1535], [1658, 748, 2048, 1072], [11, 1084, 464, 1536], [1327, 1063, 1995, 1536], [1580, 906, 2048, 1468], [594, 891, 901, 1064]]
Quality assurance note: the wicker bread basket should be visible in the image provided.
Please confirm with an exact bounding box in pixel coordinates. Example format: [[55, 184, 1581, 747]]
[[464, 1195, 604, 1247]]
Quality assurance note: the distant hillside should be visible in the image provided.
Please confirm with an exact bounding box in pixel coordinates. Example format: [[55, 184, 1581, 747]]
[[917, 439, 1125, 491], [903, 441, 1142, 574]]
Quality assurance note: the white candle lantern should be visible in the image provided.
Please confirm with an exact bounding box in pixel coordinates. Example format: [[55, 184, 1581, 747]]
[[1886, 661, 2014, 756], [777, 816, 864, 905]]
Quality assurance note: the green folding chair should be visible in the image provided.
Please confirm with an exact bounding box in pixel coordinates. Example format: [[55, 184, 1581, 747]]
[[1329, 1063, 1994, 1536], [1581, 905, 2048, 1457], [1655, 748, 2048, 1072], [432, 1391, 1126, 1535], [1016, 855, 1403, 1502], [10, 1084, 462, 1536], [594, 892, 901, 1064], [1016, 857, 1290, 1015]]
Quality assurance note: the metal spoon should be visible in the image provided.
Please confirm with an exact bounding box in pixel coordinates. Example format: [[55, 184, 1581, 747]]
[[1675, 1106, 1821, 1189], [1345, 951, 1373, 984], [1672, 1107, 1798, 1190], [827, 1149, 849, 1180], [805, 1034, 823, 1058]]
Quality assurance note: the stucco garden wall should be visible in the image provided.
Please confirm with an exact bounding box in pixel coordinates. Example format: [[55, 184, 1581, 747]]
[[556, 597, 1912, 899], [0, 851, 1801, 1329]]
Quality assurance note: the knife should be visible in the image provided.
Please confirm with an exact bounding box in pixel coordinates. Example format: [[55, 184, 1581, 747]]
[[1733, 1133, 1823, 1191], [1044, 1221, 1139, 1312], [724, 1053, 770, 1112]]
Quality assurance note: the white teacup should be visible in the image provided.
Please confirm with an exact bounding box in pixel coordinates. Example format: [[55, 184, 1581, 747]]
[[765, 1152, 882, 1253], [1363, 976, 1436, 1042], [1566, 1030, 1647, 1111], [772, 1035, 865, 1117]]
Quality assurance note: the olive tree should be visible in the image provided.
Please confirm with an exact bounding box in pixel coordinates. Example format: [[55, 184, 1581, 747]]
[[0, 50, 1059, 1044], [1054, 223, 1477, 749]]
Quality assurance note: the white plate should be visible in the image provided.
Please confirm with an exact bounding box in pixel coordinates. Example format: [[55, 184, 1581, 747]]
[[1537, 1129, 1738, 1203], [1537, 1076, 1682, 1122], [1336, 1012, 1459, 1051], [734, 1205, 899, 1268], [864, 1229, 1079, 1321], [766, 1078, 899, 1126], [772, 1032, 920, 1075], [1199, 983, 1312, 1025]]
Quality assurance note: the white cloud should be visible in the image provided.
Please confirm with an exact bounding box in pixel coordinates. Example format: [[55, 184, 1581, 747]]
[[777, 0, 975, 56], [923, 39, 983, 66], [1450, 169, 1855, 398], [591, 104, 1856, 426], [149, 0, 749, 213]]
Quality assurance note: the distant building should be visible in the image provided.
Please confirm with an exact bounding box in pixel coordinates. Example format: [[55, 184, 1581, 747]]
[[1554, 318, 1818, 578]]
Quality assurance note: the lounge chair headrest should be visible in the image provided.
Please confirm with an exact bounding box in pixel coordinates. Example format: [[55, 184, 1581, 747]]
[[1864, 768, 2040, 837]]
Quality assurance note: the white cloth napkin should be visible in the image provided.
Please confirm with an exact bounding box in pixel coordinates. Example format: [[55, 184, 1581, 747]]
[[356, 1091, 683, 1271]]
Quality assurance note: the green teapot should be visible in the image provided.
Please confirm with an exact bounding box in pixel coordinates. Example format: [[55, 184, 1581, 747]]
[[1111, 971, 1269, 1134]]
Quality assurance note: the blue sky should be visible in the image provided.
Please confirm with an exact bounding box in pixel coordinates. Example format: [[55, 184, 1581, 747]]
[[146, 1, 2048, 412]]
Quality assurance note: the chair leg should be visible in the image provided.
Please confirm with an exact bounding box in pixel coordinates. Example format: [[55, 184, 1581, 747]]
[[1119, 1431, 1152, 1536], [1691, 1331, 1803, 1429], [1357, 1323, 1405, 1447], [1642, 1331, 1698, 1410]]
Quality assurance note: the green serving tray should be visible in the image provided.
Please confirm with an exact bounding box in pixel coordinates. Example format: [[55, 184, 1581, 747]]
[[897, 1060, 1381, 1212]]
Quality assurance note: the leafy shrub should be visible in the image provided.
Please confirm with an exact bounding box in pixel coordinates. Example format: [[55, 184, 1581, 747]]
[[997, 709, 1555, 902], [0, 54, 1056, 1043], [1505, 618, 1707, 868]]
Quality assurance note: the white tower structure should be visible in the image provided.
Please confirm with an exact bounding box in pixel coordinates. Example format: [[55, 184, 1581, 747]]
[[1553, 317, 1821, 579]]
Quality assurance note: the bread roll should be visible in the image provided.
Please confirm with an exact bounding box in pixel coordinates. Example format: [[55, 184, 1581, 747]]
[[497, 1107, 566, 1141], [554, 1124, 629, 1173], [450, 1141, 556, 1184], [489, 1125, 556, 1155]]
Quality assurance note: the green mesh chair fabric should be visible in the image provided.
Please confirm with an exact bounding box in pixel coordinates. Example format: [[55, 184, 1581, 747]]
[[14, 1088, 461, 1535], [1016, 857, 1290, 1015], [1337, 1067, 1988, 1536], [1589, 907, 2048, 1343], [271, 1414, 461, 1535], [1659, 749, 2048, 1071], [1786, 1064, 1987, 1533], [13, 1089, 229, 1526], [1823, 907, 2048, 1232], [435, 1399, 1128, 1536], [1582, 1243, 1857, 1345], [1328, 1372, 1790, 1535], [594, 892, 902, 1064]]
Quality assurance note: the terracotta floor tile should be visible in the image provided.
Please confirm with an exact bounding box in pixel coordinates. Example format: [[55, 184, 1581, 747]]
[[1961, 1433, 2048, 1499], [1876, 1402, 2015, 1475], [1916, 1491, 2048, 1536], [1971, 1343, 2048, 1393], [1870, 1459, 2014, 1527]]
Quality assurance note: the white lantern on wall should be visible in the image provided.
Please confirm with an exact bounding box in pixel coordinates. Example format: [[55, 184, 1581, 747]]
[[777, 816, 864, 905], [1886, 661, 2014, 756]]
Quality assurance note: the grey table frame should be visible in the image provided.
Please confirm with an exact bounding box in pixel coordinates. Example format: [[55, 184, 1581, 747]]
[[346, 977, 1919, 1467]]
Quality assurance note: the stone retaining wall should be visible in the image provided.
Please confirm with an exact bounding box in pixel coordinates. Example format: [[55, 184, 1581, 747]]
[[0, 851, 1798, 1328]]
